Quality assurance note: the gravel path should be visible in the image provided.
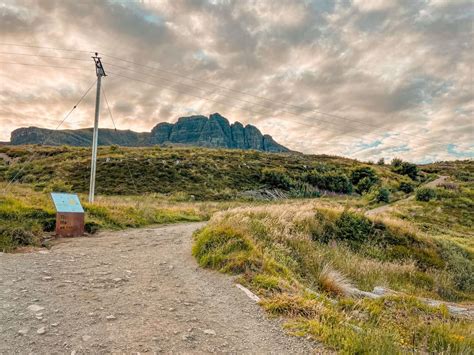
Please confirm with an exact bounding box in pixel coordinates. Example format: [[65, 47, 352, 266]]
[[366, 175, 448, 216], [0, 222, 316, 354]]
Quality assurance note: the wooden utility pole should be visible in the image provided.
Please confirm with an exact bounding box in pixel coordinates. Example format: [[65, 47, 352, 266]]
[[89, 53, 106, 203]]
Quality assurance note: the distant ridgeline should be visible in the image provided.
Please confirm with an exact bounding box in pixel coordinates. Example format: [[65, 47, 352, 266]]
[[10, 113, 289, 153]]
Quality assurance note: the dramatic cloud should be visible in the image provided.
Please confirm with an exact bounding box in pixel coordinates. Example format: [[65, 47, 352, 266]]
[[0, 0, 472, 162]]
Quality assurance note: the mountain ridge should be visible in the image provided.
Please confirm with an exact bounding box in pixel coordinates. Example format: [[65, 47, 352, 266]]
[[10, 113, 289, 152]]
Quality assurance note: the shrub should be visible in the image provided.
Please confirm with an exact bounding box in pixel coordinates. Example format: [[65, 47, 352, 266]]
[[416, 187, 437, 202], [0, 227, 39, 252], [356, 177, 375, 194], [377, 158, 385, 165], [376, 187, 390, 203], [391, 159, 419, 180], [350, 166, 378, 185], [304, 171, 352, 194], [45, 180, 73, 193], [351, 167, 378, 194], [334, 211, 373, 246], [261, 168, 293, 190], [399, 181, 414, 193], [290, 182, 321, 198], [391, 158, 403, 167], [85, 221, 100, 234]]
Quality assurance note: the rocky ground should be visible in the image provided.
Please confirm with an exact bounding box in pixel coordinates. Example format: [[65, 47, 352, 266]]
[[0, 222, 316, 354]]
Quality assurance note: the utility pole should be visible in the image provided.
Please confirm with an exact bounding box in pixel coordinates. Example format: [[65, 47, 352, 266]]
[[88, 53, 106, 203]]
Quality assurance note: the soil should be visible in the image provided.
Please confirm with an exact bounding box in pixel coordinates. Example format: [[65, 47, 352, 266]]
[[0, 222, 317, 354]]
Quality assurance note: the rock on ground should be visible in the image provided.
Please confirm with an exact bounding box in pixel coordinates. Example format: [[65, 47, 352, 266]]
[[0, 222, 316, 354]]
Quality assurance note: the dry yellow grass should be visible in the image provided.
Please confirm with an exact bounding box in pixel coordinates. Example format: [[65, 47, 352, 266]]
[[318, 263, 355, 296]]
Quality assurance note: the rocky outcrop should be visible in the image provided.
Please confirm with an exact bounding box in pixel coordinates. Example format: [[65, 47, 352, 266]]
[[10, 113, 290, 153]]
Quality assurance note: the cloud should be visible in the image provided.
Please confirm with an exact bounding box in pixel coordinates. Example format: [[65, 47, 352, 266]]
[[0, 0, 472, 162]]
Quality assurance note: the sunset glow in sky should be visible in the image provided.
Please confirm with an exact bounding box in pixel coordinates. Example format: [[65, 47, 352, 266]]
[[0, 0, 472, 162]]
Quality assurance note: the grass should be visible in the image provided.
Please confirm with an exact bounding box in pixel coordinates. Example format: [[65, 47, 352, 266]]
[[192, 202, 474, 352], [0, 145, 411, 200], [0, 182, 246, 252]]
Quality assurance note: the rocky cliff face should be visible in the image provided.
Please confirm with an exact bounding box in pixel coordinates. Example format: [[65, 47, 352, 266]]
[[10, 113, 289, 153], [149, 113, 288, 152]]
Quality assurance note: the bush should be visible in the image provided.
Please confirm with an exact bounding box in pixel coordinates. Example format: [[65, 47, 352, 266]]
[[391, 158, 403, 167], [85, 221, 100, 234], [351, 167, 378, 194], [376, 188, 390, 203], [416, 188, 437, 202], [350, 167, 378, 185], [377, 158, 385, 165], [0, 227, 39, 252], [399, 181, 414, 193], [45, 180, 73, 193], [392, 159, 419, 180], [334, 211, 373, 247], [356, 177, 375, 194], [261, 168, 293, 190], [290, 182, 321, 198], [304, 171, 352, 194]]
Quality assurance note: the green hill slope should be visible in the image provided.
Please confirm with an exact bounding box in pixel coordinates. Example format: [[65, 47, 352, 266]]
[[1, 145, 414, 200]]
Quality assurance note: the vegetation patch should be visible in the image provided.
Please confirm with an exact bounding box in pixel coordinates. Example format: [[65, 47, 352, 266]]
[[193, 202, 474, 352], [1, 145, 402, 200], [0, 183, 232, 252]]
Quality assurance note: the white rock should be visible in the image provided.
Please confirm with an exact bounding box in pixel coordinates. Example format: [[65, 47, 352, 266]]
[[82, 335, 92, 342], [51, 323, 59, 327], [42, 276, 53, 281], [18, 328, 29, 335], [37, 327, 46, 335], [106, 315, 116, 321], [203, 329, 216, 336], [27, 305, 44, 312]]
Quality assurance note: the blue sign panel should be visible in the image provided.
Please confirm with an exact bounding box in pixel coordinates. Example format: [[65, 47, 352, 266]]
[[50, 193, 84, 213]]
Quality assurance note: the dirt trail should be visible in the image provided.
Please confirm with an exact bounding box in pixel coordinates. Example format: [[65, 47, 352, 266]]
[[0, 223, 315, 354], [366, 175, 448, 216]]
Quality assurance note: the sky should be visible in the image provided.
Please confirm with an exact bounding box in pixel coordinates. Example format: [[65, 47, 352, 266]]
[[0, 0, 472, 163]]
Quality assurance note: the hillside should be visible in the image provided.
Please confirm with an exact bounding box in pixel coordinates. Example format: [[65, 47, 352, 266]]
[[10, 113, 289, 153], [0, 145, 417, 200]]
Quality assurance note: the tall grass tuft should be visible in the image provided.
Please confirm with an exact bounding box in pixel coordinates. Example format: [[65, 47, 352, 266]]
[[318, 263, 354, 296]]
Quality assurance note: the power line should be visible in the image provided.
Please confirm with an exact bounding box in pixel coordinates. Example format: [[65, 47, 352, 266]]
[[3, 79, 97, 193], [0, 61, 89, 70], [102, 84, 117, 130], [2, 43, 443, 145], [101, 53, 446, 145], [0, 42, 94, 54], [103, 67, 364, 134], [103, 60, 469, 152], [101, 83, 140, 196], [0, 51, 91, 62], [105, 70, 459, 154], [106, 70, 437, 154]]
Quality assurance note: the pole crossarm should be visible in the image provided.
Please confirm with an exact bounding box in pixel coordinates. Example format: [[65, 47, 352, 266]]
[[92, 52, 107, 77]]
